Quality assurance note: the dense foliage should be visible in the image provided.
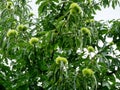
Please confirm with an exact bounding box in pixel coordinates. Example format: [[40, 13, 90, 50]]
[[0, 0, 120, 90]]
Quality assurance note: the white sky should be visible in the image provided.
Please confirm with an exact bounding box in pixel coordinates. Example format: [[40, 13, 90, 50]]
[[94, 5, 120, 21], [29, 1, 120, 21]]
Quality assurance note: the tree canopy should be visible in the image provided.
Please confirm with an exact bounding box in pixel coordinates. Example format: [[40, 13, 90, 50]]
[[0, 0, 120, 90]]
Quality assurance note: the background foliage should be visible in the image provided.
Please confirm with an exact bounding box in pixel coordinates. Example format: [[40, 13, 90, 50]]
[[0, 0, 120, 90]]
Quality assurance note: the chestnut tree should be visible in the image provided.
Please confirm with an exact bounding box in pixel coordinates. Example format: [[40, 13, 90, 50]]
[[0, 0, 120, 89]]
